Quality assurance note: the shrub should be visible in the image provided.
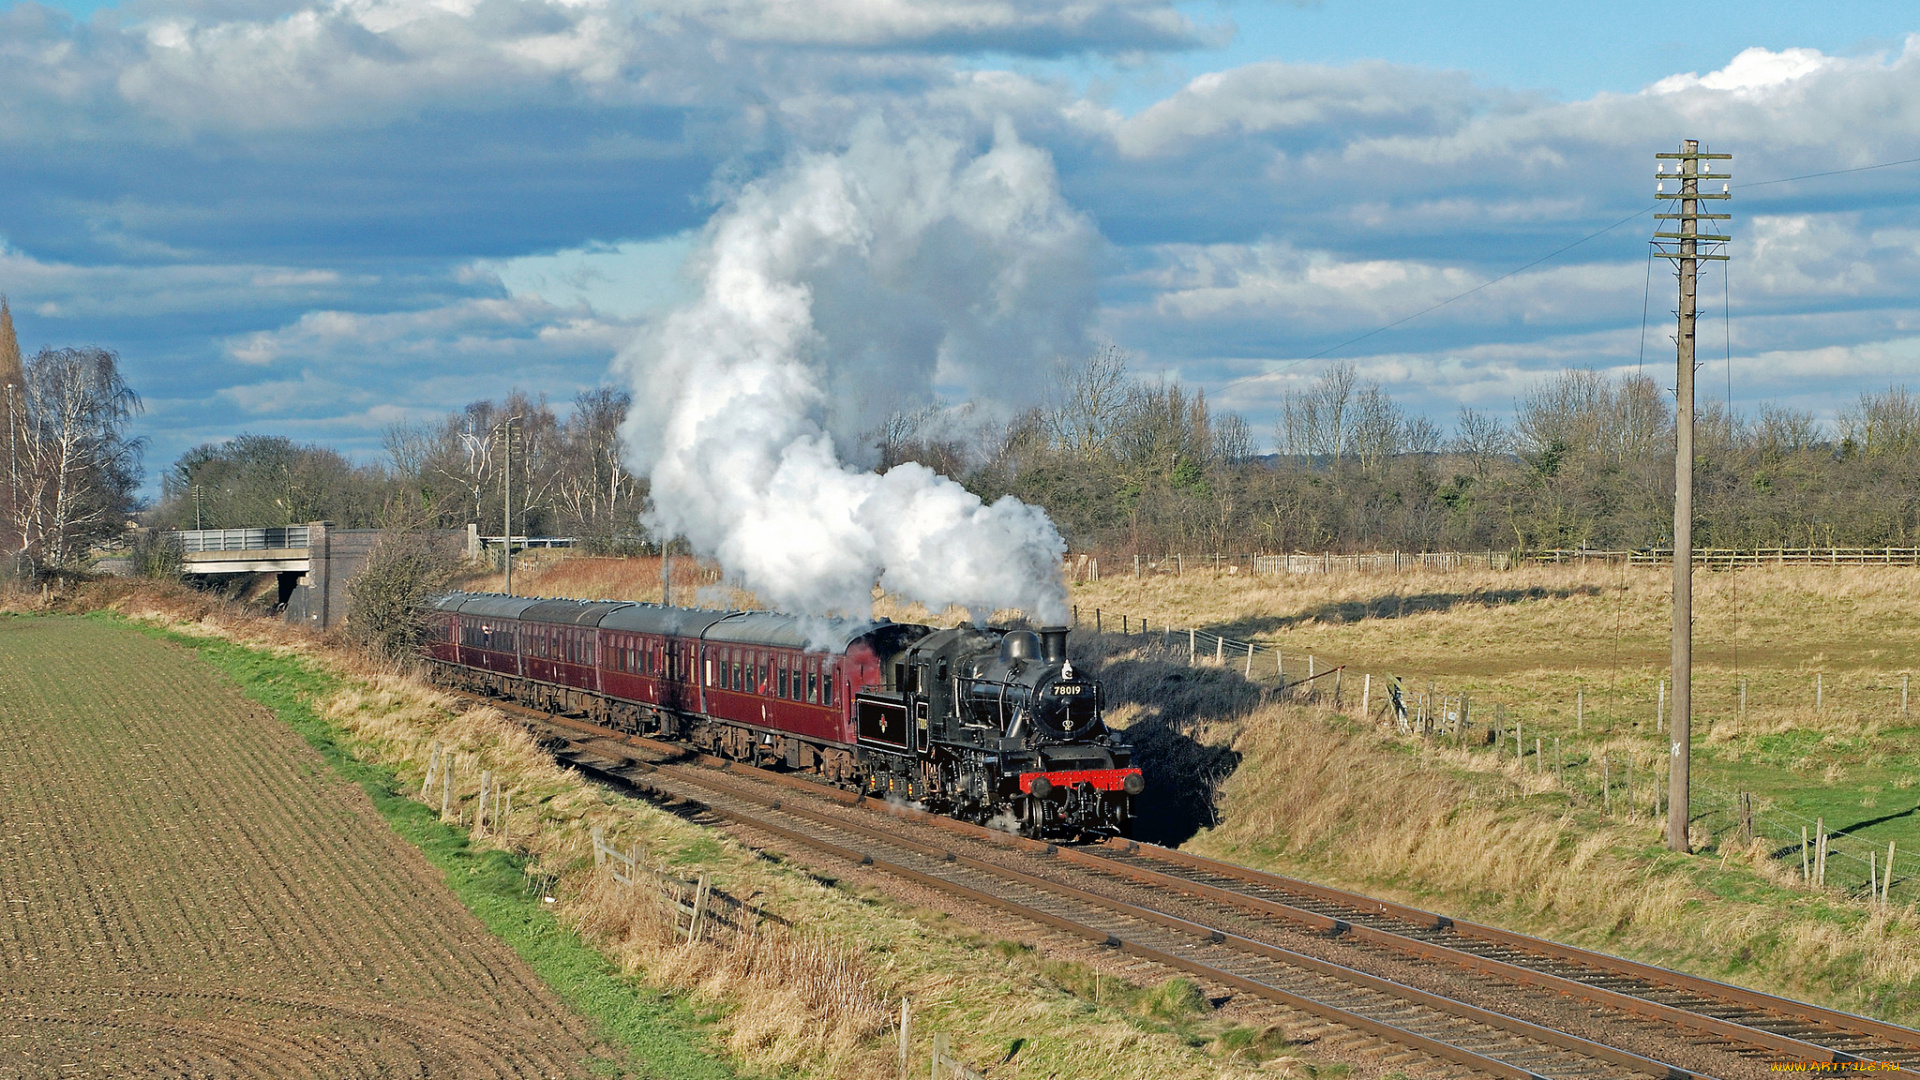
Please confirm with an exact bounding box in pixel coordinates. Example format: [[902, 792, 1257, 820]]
[[346, 529, 460, 663]]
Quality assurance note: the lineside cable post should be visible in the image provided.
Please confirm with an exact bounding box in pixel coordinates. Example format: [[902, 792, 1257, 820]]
[[1653, 139, 1730, 853]]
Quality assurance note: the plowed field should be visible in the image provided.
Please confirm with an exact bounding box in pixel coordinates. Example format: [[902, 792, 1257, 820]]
[[0, 617, 606, 1078]]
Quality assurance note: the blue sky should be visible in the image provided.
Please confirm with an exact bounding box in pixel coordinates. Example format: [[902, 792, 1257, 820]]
[[3, 0, 1919, 491]]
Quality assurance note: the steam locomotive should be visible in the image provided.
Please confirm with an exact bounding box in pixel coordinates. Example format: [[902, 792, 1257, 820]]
[[422, 592, 1142, 837]]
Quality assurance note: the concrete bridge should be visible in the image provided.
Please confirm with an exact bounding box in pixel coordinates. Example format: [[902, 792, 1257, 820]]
[[171, 523, 387, 630], [167, 524, 570, 630]]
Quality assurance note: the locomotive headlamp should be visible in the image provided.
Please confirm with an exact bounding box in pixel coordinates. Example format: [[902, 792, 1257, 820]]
[[1029, 775, 1054, 800], [1123, 772, 1145, 795]]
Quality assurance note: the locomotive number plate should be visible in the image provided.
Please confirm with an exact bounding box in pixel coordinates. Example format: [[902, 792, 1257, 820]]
[[1051, 685, 1085, 696]]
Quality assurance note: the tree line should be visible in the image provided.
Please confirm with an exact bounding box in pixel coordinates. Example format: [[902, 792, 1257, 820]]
[[937, 351, 1920, 555], [10, 293, 1920, 580], [149, 387, 644, 548]]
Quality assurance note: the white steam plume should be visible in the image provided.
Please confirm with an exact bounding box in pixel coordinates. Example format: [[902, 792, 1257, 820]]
[[617, 117, 1096, 625]]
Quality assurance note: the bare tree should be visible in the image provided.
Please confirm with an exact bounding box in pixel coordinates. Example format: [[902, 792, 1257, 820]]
[[1452, 406, 1511, 478], [1045, 344, 1131, 463], [1349, 382, 1404, 475], [1212, 411, 1255, 465], [553, 386, 644, 546], [4, 347, 142, 573], [1841, 387, 1920, 457], [1277, 361, 1357, 459]]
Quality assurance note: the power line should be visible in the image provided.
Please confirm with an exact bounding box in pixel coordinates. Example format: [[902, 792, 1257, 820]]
[[1738, 155, 1920, 190], [1222, 152, 1920, 390]]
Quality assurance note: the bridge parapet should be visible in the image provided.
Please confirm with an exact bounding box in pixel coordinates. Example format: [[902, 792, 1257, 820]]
[[173, 526, 311, 552]]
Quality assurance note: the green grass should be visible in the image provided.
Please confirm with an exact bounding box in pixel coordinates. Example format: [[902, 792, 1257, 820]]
[[109, 614, 741, 1080]]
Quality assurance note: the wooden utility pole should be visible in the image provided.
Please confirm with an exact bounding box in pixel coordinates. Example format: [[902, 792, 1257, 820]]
[[1654, 139, 1730, 853]]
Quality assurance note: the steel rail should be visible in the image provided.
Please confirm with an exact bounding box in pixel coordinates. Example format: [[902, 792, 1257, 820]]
[[492, 700, 1917, 1068], [550, 738, 1698, 1080], [1102, 844, 1920, 1058]]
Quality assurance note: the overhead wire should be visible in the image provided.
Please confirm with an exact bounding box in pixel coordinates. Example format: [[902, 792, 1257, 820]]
[[1220, 153, 1920, 390]]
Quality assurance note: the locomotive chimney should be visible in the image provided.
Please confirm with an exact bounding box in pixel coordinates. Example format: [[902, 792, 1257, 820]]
[[1039, 626, 1068, 664]]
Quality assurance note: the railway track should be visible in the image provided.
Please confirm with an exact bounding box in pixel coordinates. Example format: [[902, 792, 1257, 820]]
[[480, 697, 1920, 1080]]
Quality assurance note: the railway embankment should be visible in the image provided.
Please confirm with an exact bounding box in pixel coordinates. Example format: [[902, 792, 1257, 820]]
[[4, 582, 1344, 1080]]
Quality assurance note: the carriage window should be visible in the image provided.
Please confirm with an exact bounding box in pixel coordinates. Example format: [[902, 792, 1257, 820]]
[[778, 665, 789, 698], [807, 670, 818, 704], [823, 672, 833, 706]]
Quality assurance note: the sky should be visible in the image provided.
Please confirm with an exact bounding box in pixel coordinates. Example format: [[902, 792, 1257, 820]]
[[4, 0, 1920, 492]]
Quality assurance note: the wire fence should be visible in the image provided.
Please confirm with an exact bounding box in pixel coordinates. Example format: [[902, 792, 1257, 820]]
[[1073, 606, 1916, 907]]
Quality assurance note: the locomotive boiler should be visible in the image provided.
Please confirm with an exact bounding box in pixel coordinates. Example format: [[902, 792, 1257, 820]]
[[423, 592, 1141, 838]]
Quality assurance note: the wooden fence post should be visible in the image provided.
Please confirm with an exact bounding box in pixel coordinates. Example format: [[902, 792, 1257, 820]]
[[1554, 737, 1562, 783], [474, 770, 490, 837], [1363, 673, 1371, 718], [689, 873, 711, 942], [1817, 673, 1824, 711], [441, 762, 453, 822], [899, 998, 911, 1079], [1188, 628, 1195, 663], [1802, 826, 1810, 882], [1243, 642, 1253, 677], [1215, 635, 1223, 663], [1816, 817, 1826, 886], [933, 1032, 948, 1080], [1657, 680, 1665, 734], [423, 742, 440, 796], [1576, 690, 1583, 735], [1602, 755, 1610, 813]]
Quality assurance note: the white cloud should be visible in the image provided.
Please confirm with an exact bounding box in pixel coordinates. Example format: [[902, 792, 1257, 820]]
[[1651, 46, 1832, 97]]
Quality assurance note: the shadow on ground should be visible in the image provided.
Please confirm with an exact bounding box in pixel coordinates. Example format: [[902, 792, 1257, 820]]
[[1078, 640, 1262, 849]]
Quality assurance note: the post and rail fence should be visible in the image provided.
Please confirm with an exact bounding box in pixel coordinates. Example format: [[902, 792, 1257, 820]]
[[1065, 547, 1920, 580]]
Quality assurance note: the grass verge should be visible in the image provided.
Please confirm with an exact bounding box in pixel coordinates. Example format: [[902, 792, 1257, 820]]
[[113, 613, 738, 1080]]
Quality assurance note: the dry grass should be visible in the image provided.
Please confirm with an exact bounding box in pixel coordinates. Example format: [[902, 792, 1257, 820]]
[[1066, 565, 1920, 1021], [1193, 697, 1920, 1017], [33, 580, 1305, 1080]]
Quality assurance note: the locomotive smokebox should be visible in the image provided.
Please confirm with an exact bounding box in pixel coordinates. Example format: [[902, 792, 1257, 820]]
[[1039, 626, 1068, 664]]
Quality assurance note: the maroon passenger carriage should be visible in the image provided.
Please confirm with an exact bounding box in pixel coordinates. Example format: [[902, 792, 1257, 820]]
[[423, 592, 1142, 837]]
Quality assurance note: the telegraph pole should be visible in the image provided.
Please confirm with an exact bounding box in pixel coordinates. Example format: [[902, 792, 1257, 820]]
[[1654, 139, 1730, 853]]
